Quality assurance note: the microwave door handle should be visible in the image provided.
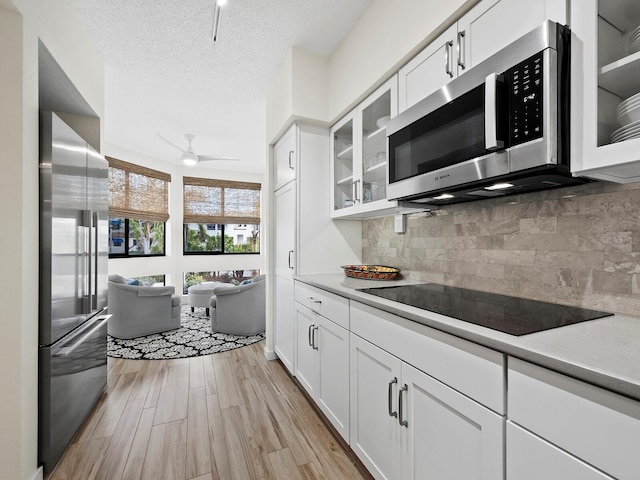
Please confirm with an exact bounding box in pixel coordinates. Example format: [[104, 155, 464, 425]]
[[485, 73, 504, 151]]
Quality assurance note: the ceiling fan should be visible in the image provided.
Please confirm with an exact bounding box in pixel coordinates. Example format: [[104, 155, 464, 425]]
[[157, 133, 239, 165]]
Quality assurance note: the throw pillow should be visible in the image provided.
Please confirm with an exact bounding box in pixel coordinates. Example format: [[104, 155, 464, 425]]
[[109, 274, 126, 284]]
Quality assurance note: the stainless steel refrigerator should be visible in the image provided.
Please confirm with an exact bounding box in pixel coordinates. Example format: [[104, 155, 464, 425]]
[[38, 111, 110, 473]]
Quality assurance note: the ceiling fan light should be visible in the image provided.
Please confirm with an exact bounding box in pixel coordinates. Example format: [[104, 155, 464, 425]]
[[182, 152, 198, 165]]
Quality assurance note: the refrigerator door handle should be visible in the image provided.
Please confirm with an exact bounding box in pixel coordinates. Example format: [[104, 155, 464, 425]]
[[81, 209, 92, 314], [54, 314, 111, 357], [91, 210, 99, 311]]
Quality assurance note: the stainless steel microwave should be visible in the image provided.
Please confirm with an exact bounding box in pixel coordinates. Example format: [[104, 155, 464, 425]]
[[387, 21, 586, 205]]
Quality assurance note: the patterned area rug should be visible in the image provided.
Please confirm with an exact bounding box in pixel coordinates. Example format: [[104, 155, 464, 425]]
[[107, 309, 265, 360]]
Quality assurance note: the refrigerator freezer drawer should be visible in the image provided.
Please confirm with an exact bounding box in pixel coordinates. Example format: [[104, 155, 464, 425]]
[[38, 313, 110, 473]]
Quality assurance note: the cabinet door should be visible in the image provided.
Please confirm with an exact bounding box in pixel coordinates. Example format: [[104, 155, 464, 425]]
[[331, 112, 356, 213], [507, 422, 614, 480], [398, 24, 457, 112], [274, 275, 294, 374], [350, 333, 402, 480], [294, 304, 318, 398], [316, 316, 350, 442], [273, 124, 296, 191], [401, 363, 504, 480], [274, 182, 295, 279], [458, 0, 565, 71], [570, 0, 640, 181], [359, 76, 397, 207]]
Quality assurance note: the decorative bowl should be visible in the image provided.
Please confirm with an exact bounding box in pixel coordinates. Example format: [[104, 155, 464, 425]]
[[341, 264, 401, 280]]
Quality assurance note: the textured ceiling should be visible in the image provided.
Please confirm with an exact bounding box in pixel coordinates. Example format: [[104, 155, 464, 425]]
[[74, 0, 372, 173]]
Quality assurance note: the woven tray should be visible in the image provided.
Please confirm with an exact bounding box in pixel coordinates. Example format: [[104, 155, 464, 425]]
[[341, 265, 401, 280]]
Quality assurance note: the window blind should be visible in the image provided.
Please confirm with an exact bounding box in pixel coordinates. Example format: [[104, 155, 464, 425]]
[[107, 157, 171, 222], [183, 177, 261, 224]]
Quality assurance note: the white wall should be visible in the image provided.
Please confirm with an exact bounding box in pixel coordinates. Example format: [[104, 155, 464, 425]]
[[0, 1, 104, 479], [105, 145, 265, 296], [266, 48, 331, 144], [327, 0, 477, 123]]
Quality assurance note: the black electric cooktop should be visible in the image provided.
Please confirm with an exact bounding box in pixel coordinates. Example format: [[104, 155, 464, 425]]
[[359, 283, 613, 336]]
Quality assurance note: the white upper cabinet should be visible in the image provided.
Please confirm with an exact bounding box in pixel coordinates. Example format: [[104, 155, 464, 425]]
[[273, 124, 296, 191], [399, 0, 567, 112], [399, 24, 458, 112], [570, 0, 640, 182], [331, 76, 425, 219]]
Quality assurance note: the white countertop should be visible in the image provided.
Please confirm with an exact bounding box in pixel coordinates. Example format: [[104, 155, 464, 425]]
[[295, 273, 640, 401]]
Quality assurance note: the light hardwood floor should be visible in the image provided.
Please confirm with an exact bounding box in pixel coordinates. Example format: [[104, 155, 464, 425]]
[[47, 341, 370, 480]]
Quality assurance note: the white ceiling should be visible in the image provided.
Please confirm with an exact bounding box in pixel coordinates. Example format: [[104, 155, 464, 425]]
[[74, 0, 372, 173]]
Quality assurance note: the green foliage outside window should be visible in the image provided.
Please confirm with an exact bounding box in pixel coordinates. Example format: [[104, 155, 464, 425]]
[[129, 220, 165, 255]]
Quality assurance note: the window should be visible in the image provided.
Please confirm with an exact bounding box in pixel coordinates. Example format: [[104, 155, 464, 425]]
[[183, 177, 260, 254], [107, 157, 171, 257], [108, 217, 166, 256], [183, 270, 260, 294]]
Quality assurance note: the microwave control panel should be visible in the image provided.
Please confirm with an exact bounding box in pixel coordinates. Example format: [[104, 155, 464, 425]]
[[507, 52, 543, 146]]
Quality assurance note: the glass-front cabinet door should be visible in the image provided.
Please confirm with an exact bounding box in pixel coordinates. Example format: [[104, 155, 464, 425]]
[[361, 89, 391, 205], [571, 0, 640, 182], [332, 75, 413, 219], [332, 114, 356, 212]]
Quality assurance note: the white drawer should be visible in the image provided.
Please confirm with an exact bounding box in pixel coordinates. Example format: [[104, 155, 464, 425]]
[[506, 422, 614, 480], [508, 357, 640, 480], [294, 281, 349, 329], [350, 301, 505, 414]]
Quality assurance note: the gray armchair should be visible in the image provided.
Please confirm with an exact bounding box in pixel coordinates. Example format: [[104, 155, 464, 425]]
[[209, 274, 266, 336], [107, 274, 181, 339]]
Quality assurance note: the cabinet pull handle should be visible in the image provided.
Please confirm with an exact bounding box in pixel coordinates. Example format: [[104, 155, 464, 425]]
[[288, 150, 294, 170], [445, 40, 454, 78], [288, 250, 294, 269], [312, 325, 319, 350], [398, 384, 408, 428], [388, 377, 398, 418], [457, 30, 466, 70], [308, 324, 313, 347], [353, 179, 361, 203], [307, 296, 322, 304]]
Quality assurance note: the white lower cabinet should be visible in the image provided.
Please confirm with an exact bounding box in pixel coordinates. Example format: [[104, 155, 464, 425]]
[[294, 303, 350, 441], [508, 357, 640, 480], [273, 275, 294, 374], [350, 333, 403, 480], [507, 422, 614, 480], [350, 333, 504, 480]]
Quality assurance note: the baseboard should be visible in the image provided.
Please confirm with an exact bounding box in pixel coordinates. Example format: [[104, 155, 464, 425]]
[[29, 466, 43, 480], [263, 346, 277, 360]]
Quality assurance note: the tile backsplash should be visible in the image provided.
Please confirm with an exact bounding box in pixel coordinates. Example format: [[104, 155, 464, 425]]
[[363, 181, 640, 316]]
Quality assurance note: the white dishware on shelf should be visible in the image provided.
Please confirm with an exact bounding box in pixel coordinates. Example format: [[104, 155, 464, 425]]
[[616, 91, 640, 125], [630, 24, 640, 54], [610, 118, 640, 143], [376, 116, 390, 129], [617, 102, 640, 126]]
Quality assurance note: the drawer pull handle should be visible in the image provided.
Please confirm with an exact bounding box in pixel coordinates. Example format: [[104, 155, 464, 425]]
[[388, 377, 398, 418], [399, 384, 408, 428], [308, 297, 322, 304]]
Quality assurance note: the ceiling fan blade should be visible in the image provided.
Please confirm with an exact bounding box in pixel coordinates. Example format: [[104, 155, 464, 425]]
[[156, 133, 186, 153], [197, 155, 240, 162]]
